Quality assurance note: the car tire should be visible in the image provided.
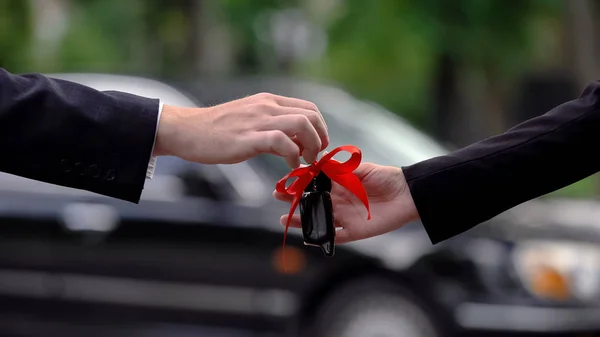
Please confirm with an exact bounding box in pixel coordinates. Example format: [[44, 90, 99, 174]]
[[309, 277, 440, 337]]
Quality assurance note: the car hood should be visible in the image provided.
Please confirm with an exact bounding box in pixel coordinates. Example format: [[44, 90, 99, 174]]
[[468, 198, 600, 244], [313, 198, 600, 270]]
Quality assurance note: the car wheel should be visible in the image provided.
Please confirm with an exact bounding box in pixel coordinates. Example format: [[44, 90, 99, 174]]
[[310, 277, 440, 337]]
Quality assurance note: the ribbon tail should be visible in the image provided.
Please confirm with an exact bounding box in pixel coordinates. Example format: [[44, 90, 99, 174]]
[[282, 194, 301, 272], [331, 173, 371, 220]]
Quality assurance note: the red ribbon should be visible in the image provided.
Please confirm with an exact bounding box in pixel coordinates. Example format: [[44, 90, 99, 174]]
[[275, 145, 371, 270]]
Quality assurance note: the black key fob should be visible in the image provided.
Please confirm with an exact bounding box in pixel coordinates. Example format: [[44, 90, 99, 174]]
[[299, 172, 335, 257]]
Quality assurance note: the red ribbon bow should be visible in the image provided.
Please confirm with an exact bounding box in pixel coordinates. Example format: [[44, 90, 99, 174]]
[[275, 145, 371, 269]]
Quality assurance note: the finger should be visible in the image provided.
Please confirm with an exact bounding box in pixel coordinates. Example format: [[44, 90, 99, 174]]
[[254, 130, 301, 168], [291, 135, 305, 158], [335, 229, 356, 244], [280, 214, 302, 228], [273, 190, 294, 203], [352, 162, 378, 180], [264, 114, 322, 164], [268, 106, 329, 152], [271, 95, 328, 131], [249, 93, 327, 138]]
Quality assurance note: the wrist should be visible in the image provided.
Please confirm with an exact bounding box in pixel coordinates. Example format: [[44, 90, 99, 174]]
[[404, 187, 420, 223], [397, 167, 420, 223], [153, 104, 181, 157]]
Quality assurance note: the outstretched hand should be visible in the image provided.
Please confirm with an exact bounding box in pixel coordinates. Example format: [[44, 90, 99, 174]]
[[154, 93, 329, 168], [273, 162, 419, 243]]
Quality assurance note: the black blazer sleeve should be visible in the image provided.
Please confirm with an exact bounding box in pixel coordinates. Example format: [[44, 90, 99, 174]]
[[402, 80, 600, 244], [0, 68, 160, 203]]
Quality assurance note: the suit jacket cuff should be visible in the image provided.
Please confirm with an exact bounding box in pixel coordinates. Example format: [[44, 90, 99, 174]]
[[402, 163, 449, 244], [146, 101, 163, 180]]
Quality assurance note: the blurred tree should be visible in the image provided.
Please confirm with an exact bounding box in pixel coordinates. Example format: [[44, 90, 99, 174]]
[[219, 0, 301, 73], [46, 0, 213, 79], [144, 0, 197, 78], [0, 0, 595, 198], [564, 0, 600, 88], [55, 0, 146, 74], [0, 0, 32, 72], [555, 0, 600, 198], [429, 0, 564, 144], [302, 0, 437, 129], [176, 0, 236, 78], [299, 0, 564, 144], [29, 0, 71, 71]]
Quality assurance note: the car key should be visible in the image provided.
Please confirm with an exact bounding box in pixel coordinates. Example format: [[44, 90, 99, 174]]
[[299, 171, 335, 257]]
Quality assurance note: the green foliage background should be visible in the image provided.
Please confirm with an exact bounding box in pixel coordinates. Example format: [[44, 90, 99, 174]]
[[0, 0, 592, 198]]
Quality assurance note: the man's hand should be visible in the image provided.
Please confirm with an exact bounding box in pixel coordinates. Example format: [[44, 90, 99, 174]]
[[273, 163, 420, 243], [154, 93, 329, 168]]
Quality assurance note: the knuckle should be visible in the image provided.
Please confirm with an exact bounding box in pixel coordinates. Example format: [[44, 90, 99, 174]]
[[315, 137, 323, 148], [254, 92, 274, 101], [307, 102, 319, 112], [292, 114, 311, 127], [250, 102, 274, 114], [306, 134, 322, 148], [268, 130, 288, 143], [304, 110, 320, 123]]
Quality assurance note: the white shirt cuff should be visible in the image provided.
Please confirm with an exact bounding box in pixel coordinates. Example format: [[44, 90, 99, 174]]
[[146, 100, 163, 179]]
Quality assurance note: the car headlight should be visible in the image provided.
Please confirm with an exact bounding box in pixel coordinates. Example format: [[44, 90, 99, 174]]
[[512, 240, 600, 302]]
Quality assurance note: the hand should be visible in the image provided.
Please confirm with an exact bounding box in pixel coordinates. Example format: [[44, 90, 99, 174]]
[[274, 162, 420, 243], [154, 93, 329, 168]]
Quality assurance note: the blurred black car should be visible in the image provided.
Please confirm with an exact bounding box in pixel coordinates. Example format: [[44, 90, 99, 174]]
[[0, 74, 599, 337]]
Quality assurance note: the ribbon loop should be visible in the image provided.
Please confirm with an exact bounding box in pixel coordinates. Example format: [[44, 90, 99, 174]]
[[276, 145, 371, 270], [275, 166, 315, 196]]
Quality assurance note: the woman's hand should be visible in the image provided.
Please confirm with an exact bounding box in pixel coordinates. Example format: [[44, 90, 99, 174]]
[[274, 162, 419, 243]]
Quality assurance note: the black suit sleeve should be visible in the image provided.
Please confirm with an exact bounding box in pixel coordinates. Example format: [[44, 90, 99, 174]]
[[0, 68, 159, 203], [402, 80, 600, 244]]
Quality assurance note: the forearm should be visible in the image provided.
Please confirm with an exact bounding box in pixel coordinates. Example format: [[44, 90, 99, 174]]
[[403, 80, 600, 243], [0, 68, 159, 202]]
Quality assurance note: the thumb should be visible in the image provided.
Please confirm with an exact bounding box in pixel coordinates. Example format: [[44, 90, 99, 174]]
[[316, 150, 330, 162], [353, 162, 377, 179]]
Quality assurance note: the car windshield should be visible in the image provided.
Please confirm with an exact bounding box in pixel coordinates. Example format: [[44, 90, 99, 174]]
[[324, 99, 448, 166]]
